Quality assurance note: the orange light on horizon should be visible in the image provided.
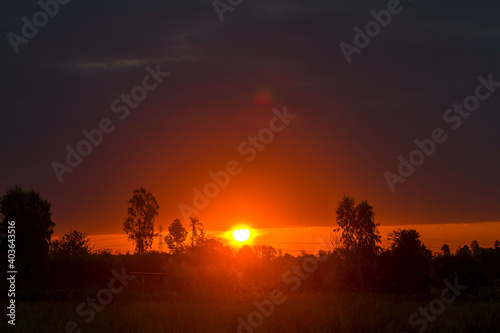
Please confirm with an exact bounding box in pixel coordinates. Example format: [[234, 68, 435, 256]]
[[220, 224, 258, 247]]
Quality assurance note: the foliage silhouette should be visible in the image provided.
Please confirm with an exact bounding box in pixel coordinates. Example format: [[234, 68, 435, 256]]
[[0, 185, 55, 285], [334, 195, 381, 289], [380, 229, 432, 292], [188, 216, 203, 247], [50, 230, 93, 256], [334, 196, 381, 256], [123, 187, 159, 254], [2, 190, 499, 304], [165, 219, 188, 254], [441, 243, 451, 256]]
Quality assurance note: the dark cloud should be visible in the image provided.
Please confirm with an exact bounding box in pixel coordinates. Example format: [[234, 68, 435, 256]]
[[1, 0, 499, 233]]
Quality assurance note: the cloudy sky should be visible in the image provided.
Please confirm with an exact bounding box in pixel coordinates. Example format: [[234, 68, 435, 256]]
[[1, 0, 499, 250]]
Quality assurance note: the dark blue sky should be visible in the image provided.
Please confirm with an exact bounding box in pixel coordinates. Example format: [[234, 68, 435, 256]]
[[1, 0, 499, 235]]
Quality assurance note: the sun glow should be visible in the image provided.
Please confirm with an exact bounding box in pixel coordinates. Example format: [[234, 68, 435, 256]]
[[232, 229, 251, 242], [221, 224, 257, 246]]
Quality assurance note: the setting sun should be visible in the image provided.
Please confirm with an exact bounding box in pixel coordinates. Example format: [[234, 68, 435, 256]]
[[4, 0, 500, 331], [232, 228, 251, 242]]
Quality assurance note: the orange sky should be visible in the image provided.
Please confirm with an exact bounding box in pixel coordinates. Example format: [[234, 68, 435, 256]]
[[3, 0, 500, 266], [48, 103, 500, 255], [31, 101, 500, 253], [45, 103, 500, 242], [85, 222, 500, 255]]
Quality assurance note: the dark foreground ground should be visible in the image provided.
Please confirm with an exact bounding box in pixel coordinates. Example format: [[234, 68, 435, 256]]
[[3, 288, 499, 333]]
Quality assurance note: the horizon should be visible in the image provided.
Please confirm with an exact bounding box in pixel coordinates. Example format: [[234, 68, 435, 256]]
[[57, 221, 500, 255]]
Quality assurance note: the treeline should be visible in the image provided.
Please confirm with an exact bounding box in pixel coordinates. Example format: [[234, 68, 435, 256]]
[[1, 186, 499, 301]]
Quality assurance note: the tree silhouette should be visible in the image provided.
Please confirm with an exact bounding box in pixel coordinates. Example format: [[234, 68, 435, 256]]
[[381, 229, 431, 292], [334, 196, 381, 290], [262, 245, 277, 261], [189, 237, 232, 266], [0, 185, 55, 284], [189, 216, 203, 247], [123, 187, 159, 255], [471, 240, 483, 256], [495, 240, 500, 249], [50, 230, 93, 256], [388, 229, 431, 256], [334, 196, 381, 256], [236, 244, 255, 261], [441, 243, 451, 256], [165, 219, 187, 253], [457, 245, 472, 256]]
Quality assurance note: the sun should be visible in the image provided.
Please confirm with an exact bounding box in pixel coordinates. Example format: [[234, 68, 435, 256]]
[[232, 229, 251, 242]]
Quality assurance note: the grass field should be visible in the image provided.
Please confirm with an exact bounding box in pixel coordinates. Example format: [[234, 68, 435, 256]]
[[4, 288, 500, 332]]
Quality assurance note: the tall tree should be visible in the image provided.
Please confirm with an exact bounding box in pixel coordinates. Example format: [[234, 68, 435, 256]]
[[189, 216, 203, 247], [0, 185, 55, 283], [164, 219, 187, 253], [123, 187, 159, 254], [334, 196, 381, 256], [334, 196, 381, 290]]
